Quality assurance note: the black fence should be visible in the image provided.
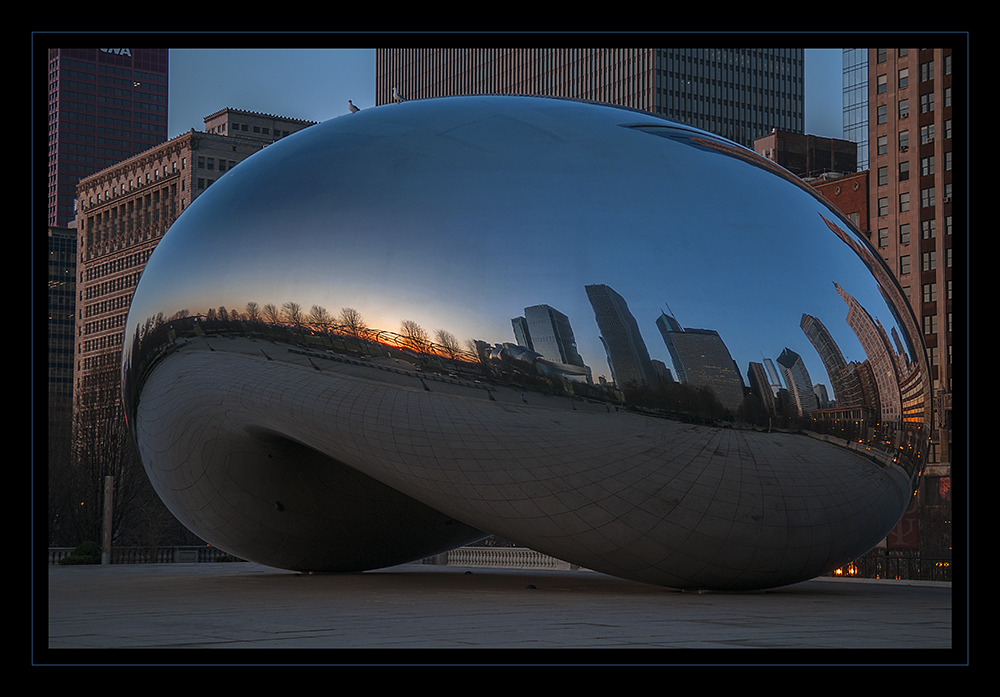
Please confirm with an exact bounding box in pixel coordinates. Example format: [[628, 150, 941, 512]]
[[827, 549, 952, 582], [49, 545, 952, 583], [48, 546, 244, 565]]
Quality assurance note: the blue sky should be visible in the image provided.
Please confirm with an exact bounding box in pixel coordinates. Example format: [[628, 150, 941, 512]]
[[167, 48, 846, 141]]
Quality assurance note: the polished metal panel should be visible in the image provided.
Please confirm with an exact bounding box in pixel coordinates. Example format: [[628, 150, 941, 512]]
[[122, 96, 930, 589]]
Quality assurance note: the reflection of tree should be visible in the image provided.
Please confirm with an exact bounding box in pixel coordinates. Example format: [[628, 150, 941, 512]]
[[309, 305, 334, 346], [245, 301, 261, 324], [435, 329, 462, 360], [340, 307, 367, 342], [399, 319, 429, 352], [282, 301, 304, 336]]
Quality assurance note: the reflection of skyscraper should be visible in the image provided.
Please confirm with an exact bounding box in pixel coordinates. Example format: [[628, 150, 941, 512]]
[[800, 312, 866, 408], [835, 283, 902, 422], [656, 312, 746, 413], [764, 358, 784, 396], [512, 304, 592, 382], [747, 361, 778, 415], [776, 347, 818, 417], [585, 284, 657, 389]]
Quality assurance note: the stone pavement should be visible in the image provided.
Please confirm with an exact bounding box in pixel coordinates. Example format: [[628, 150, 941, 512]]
[[39, 560, 962, 663]]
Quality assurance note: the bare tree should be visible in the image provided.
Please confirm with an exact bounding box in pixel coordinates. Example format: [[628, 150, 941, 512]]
[[245, 301, 261, 324], [263, 303, 281, 324], [65, 368, 146, 547], [399, 319, 429, 352], [309, 305, 334, 345], [339, 307, 367, 341], [435, 329, 462, 360]]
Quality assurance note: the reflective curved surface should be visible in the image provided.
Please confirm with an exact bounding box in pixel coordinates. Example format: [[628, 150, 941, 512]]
[[122, 96, 930, 590]]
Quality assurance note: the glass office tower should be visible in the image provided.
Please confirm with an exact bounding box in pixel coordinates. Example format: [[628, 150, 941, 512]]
[[46, 48, 169, 228], [842, 48, 869, 170], [376, 48, 804, 147]]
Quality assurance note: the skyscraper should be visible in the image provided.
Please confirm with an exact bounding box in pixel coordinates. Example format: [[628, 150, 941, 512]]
[[776, 347, 819, 417], [512, 304, 590, 376], [46, 48, 170, 228], [584, 284, 657, 390], [73, 109, 317, 405], [375, 48, 804, 147], [656, 312, 746, 413], [865, 47, 954, 465], [842, 48, 870, 170]]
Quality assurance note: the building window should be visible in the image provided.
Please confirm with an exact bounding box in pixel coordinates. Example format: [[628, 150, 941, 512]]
[[923, 315, 937, 335], [878, 197, 888, 216], [920, 60, 935, 82], [920, 156, 935, 176], [920, 124, 935, 144], [899, 130, 909, 151], [899, 192, 910, 212], [899, 223, 910, 244], [899, 160, 909, 181], [877, 74, 887, 93], [922, 282, 937, 303], [878, 166, 888, 186], [898, 67, 909, 88], [921, 187, 935, 208], [878, 135, 888, 155], [877, 104, 887, 124], [878, 228, 889, 246], [922, 219, 936, 238], [922, 250, 936, 271], [900, 255, 911, 274], [899, 99, 909, 119], [920, 92, 934, 113]]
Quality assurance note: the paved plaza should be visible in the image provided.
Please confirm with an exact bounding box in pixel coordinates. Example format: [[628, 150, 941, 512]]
[[39, 560, 961, 663]]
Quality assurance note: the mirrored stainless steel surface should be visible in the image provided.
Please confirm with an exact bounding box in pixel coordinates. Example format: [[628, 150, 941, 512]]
[[122, 96, 931, 589]]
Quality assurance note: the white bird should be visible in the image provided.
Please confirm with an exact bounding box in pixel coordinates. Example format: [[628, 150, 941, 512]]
[[392, 87, 405, 104], [348, 99, 360, 113]]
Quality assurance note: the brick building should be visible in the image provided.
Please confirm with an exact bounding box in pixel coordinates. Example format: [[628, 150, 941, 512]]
[[73, 109, 316, 401]]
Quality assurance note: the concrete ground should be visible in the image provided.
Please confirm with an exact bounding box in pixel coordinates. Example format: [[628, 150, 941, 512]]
[[39, 560, 961, 664]]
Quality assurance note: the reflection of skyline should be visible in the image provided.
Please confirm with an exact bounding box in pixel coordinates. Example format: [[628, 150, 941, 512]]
[[135, 270, 923, 428], [121, 98, 926, 431]]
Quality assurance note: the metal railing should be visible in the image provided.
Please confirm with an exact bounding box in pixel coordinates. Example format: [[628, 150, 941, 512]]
[[827, 549, 952, 582], [49, 545, 951, 583], [48, 546, 242, 565]]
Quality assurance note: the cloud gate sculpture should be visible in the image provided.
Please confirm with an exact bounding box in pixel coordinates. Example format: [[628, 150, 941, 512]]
[[122, 96, 930, 591]]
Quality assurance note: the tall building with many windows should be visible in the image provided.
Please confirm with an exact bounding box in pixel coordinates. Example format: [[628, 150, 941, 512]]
[[375, 48, 804, 147], [46, 48, 170, 228], [867, 48, 954, 466], [585, 284, 657, 390], [73, 109, 317, 404], [843, 48, 870, 171]]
